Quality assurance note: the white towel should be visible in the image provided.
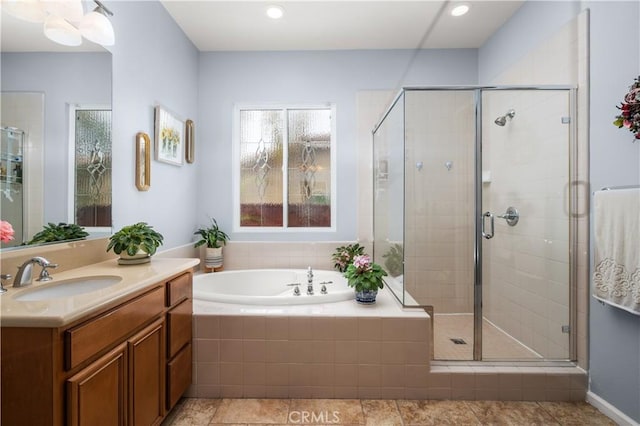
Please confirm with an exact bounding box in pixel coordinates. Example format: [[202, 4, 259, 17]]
[[593, 188, 640, 316]]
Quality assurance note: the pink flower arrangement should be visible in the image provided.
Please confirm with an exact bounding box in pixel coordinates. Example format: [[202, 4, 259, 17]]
[[353, 254, 372, 270], [613, 75, 640, 141], [0, 220, 15, 243], [344, 254, 387, 292]]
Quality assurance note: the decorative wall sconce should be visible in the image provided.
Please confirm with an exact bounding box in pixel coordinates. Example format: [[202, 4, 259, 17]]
[[185, 119, 195, 164], [135, 132, 151, 191]]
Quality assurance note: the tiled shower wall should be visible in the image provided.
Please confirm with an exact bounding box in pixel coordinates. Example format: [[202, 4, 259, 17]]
[[482, 12, 589, 364], [403, 91, 476, 313]]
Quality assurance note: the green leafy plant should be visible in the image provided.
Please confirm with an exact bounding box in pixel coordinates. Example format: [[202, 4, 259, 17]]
[[344, 254, 387, 292], [194, 217, 229, 249], [27, 222, 88, 245], [331, 242, 365, 272], [106, 222, 164, 256], [382, 243, 404, 277]]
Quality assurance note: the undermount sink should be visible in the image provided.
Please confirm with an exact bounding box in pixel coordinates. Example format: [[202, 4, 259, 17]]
[[13, 276, 123, 302]]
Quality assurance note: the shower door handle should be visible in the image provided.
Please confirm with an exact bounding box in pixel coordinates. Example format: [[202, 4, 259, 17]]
[[482, 211, 494, 239]]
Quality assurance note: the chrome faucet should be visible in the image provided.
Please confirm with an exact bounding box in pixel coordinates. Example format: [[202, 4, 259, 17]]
[[0, 274, 11, 293], [306, 266, 314, 295], [13, 256, 58, 288]]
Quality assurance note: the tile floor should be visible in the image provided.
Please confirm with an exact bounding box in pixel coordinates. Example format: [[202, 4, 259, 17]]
[[434, 314, 541, 361], [162, 398, 616, 425]]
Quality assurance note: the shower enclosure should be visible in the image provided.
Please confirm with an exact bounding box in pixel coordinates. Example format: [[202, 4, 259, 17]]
[[373, 87, 577, 361], [1, 126, 25, 248]]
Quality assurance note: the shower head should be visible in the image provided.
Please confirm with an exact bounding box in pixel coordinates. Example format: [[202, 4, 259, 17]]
[[494, 109, 516, 126]]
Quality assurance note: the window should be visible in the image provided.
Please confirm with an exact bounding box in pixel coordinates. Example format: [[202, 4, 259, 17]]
[[234, 105, 336, 231]]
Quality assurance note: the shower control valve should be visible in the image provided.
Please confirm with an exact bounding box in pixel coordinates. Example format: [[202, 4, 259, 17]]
[[497, 206, 519, 226]]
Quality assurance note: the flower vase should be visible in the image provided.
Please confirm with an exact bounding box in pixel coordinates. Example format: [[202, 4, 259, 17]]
[[204, 247, 223, 272], [355, 289, 378, 304]]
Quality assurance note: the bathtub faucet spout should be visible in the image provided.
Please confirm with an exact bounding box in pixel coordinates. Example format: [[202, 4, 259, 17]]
[[307, 266, 314, 295]]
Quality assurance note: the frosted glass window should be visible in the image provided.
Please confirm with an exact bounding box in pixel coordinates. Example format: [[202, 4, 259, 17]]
[[74, 109, 112, 227], [238, 106, 333, 229], [239, 109, 284, 226], [287, 109, 331, 227]]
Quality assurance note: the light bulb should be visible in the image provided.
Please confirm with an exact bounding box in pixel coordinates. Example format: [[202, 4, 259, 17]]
[[451, 4, 470, 17], [266, 5, 284, 19]]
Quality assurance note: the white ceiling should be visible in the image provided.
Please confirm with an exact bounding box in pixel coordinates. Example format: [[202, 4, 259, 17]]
[[1, 0, 524, 53], [161, 1, 524, 51]]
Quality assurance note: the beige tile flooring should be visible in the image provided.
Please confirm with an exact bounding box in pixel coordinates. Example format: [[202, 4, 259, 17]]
[[434, 314, 541, 360], [162, 398, 615, 425]]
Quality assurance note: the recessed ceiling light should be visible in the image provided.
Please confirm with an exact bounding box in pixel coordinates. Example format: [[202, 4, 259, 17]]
[[450, 4, 470, 17], [266, 5, 284, 19]]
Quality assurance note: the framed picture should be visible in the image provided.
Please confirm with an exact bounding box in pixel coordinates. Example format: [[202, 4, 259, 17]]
[[154, 105, 184, 166]]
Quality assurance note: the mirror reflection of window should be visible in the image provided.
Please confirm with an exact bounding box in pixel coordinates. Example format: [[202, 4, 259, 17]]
[[72, 108, 112, 229]]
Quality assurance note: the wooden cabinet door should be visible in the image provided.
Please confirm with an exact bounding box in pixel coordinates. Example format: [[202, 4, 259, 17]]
[[128, 319, 165, 426], [67, 343, 127, 426]]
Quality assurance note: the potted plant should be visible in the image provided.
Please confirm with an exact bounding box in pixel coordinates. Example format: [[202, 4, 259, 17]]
[[331, 242, 365, 272], [194, 217, 229, 272], [344, 254, 387, 304], [107, 222, 164, 265], [27, 222, 89, 245]]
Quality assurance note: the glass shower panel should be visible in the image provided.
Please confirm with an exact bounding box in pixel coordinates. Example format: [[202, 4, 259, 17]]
[[74, 110, 112, 227], [481, 89, 571, 360], [404, 90, 476, 360], [373, 93, 407, 302]]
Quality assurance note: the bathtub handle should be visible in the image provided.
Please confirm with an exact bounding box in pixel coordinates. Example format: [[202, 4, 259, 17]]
[[287, 282, 302, 296]]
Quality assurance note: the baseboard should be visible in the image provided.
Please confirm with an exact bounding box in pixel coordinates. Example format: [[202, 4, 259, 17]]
[[586, 391, 639, 426]]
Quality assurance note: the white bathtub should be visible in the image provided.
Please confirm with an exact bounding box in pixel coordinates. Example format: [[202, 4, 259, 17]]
[[192, 269, 354, 305]]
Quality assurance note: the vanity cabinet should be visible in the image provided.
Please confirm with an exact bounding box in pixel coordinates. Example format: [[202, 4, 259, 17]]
[[165, 272, 193, 409], [1, 270, 194, 426]]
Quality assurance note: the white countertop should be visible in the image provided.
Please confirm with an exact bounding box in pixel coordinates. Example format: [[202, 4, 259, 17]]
[[0, 257, 200, 328]]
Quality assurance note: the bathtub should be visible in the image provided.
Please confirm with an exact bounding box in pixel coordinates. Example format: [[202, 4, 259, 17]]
[[192, 269, 355, 305]]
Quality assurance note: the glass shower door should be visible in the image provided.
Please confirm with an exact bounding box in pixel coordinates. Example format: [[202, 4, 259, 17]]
[[480, 89, 572, 360]]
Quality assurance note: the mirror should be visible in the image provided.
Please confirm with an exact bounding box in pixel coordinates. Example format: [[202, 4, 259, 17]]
[[0, 11, 112, 251]]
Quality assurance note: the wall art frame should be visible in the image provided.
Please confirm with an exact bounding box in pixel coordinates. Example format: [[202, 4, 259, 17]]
[[154, 105, 184, 166]]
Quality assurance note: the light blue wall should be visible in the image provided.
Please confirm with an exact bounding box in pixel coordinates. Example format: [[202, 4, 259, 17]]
[[583, 2, 640, 422], [197, 49, 478, 240], [478, 1, 581, 83], [479, 1, 640, 422], [107, 1, 199, 249], [1, 52, 111, 222]]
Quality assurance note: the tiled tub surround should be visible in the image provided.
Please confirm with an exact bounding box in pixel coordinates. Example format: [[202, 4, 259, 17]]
[[190, 285, 587, 401], [191, 288, 431, 399]]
